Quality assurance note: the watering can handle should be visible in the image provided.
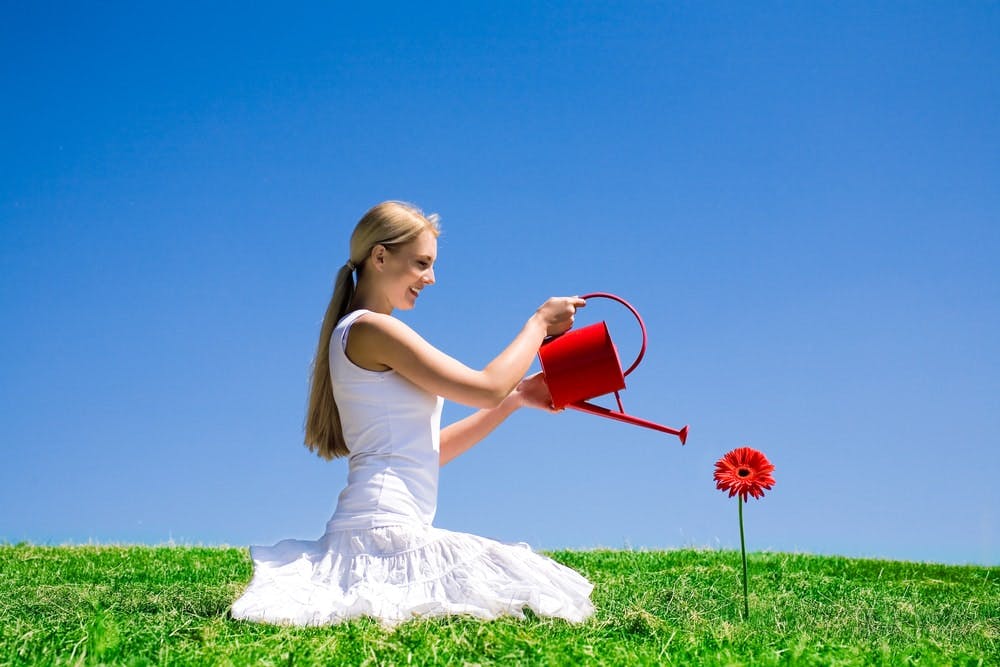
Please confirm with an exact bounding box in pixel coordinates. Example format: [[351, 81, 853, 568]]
[[579, 292, 647, 377]]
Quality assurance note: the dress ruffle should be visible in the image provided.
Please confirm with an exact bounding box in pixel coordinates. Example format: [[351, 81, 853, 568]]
[[230, 525, 595, 628]]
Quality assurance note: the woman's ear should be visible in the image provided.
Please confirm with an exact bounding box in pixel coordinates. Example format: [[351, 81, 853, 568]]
[[369, 244, 387, 271]]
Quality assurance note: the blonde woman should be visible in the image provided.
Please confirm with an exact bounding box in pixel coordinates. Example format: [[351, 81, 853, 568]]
[[230, 201, 595, 627]]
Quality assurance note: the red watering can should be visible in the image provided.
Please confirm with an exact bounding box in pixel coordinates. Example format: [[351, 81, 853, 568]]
[[538, 292, 689, 444]]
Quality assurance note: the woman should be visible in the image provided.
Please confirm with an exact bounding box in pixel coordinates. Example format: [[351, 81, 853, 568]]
[[230, 201, 594, 627]]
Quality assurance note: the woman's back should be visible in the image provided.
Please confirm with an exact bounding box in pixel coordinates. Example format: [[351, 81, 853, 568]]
[[327, 309, 444, 531]]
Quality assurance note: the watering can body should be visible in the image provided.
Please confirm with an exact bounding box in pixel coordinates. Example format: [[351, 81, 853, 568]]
[[539, 321, 625, 408], [537, 293, 689, 444]]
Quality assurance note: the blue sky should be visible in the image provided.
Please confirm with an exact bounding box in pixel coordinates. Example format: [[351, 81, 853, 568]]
[[2, 2, 997, 566]]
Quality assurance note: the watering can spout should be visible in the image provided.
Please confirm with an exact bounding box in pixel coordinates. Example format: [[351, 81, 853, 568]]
[[569, 401, 689, 444]]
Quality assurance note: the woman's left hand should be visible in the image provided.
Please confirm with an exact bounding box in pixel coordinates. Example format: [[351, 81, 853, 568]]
[[513, 372, 560, 412]]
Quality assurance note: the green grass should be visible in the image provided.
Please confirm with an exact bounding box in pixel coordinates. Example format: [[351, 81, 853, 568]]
[[0, 544, 996, 666]]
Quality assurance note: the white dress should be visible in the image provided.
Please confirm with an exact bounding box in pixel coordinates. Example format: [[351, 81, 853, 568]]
[[230, 310, 595, 628]]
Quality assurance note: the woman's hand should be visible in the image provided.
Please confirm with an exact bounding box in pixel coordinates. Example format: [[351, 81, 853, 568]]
[[535, 296, 586, 337], [512, 372, 561, 412]]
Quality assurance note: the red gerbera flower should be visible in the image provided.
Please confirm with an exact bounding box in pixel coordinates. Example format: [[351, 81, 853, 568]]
[[714, 446, 775, 502]]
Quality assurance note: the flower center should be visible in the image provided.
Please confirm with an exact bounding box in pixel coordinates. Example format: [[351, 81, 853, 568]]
[[737, 468, 750, 478]]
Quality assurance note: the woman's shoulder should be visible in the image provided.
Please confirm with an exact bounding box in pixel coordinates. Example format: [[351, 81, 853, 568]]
[[348, 310, 400, 330], [347, 312, 422, 346], [343, 312, 431, 372], [339, 309, 391, 332]]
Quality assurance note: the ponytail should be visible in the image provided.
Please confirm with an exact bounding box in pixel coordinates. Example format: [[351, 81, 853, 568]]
[[304, 262, 356, 460]]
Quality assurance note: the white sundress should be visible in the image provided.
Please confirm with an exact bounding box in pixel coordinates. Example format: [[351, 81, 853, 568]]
[[229, 309, 595, 628]]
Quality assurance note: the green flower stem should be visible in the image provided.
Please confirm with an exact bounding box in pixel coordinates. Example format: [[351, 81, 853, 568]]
[[738, 497, 749, 620]]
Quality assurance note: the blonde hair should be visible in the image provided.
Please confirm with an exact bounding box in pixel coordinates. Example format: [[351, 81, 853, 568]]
[[304, 201, 441, 460]]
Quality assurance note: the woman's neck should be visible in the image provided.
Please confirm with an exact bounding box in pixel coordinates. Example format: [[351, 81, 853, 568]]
[[349, 280, 393, 315]]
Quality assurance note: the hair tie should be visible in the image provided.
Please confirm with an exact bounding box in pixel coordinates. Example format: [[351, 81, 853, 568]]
[[346, 260, 356, 271]]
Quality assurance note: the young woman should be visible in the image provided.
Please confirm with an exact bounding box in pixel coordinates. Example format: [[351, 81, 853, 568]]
[[230, 201, 595, 627]]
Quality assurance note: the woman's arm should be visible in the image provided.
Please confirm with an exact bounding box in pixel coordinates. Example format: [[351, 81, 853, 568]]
[[347, 297, 584, 409], [439, 373, 554, 465]]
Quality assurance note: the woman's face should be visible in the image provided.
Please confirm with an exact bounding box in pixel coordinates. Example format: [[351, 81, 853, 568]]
[[379, 229, 437, 311]]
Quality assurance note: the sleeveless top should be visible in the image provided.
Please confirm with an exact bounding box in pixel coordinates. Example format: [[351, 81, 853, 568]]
[[325, 309, 444, 531]]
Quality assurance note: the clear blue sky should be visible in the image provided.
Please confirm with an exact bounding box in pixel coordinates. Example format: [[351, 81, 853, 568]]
[[2, 2, 997, 566]]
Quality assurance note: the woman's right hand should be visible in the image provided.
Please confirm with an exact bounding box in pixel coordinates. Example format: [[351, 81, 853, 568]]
[[535, 296, 586, 337]]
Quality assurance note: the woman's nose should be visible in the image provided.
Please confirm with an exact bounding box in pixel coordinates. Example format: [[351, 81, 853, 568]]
[[424, 268, 435, 284]]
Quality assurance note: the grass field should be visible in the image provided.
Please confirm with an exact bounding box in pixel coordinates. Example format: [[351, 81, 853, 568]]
[[1, 544, 996, 665]]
